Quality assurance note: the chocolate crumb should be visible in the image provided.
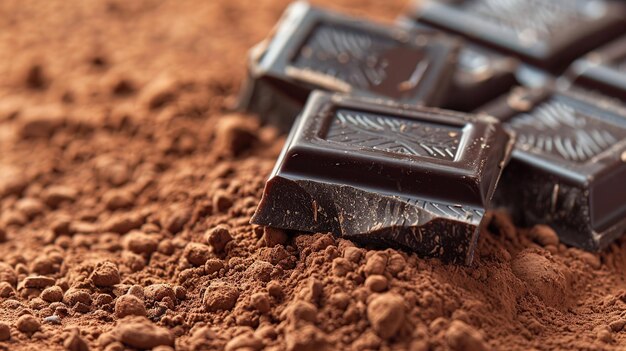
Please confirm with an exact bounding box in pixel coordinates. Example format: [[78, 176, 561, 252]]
[[206, 225, 232, 253], [0, 322, 11, 341], [115, 295, 146, 318], [16, 314, 40, 334], [64, 329, 89, 351]]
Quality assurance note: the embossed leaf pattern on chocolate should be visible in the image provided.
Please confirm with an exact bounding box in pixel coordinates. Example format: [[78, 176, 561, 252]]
[[356, 198, 478, 242], [326, 109, 461, 159], [509, 99, 626, 162], [464, 0, 594, 40], [407, 198, 484, 221], [292, 24, 392, 89]]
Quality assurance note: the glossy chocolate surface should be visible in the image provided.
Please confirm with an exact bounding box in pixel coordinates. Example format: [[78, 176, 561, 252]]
[[568, 36, 626, 100], [480, 87, 626, 250], [409, 0, 626, 72], [237, 2, 460, 132], [251, 91, 514, 264], [396, 17, 519, 112]]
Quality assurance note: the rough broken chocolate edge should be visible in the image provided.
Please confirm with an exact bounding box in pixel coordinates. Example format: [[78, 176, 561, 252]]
[[495, 158, 626, 251], [251, 176, 483, 265]]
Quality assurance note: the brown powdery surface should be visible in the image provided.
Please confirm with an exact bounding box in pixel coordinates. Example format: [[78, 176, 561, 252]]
[[0, 1, 625, 350]]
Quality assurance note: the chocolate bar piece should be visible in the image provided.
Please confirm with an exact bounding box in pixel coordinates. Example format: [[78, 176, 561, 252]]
[[408, 0, 626, 72], [480, 87, 626, 251], [238, 2, 460, 132], [396, 17, 519, 112], [251, 91, 514, 264], [567, 35, 626, 100], [450, 45, 519, 111]]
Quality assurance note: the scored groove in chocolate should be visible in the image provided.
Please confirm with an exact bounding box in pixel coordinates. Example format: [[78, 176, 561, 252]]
[[567, 36, 626, 100], [325, 109, 461, 160]]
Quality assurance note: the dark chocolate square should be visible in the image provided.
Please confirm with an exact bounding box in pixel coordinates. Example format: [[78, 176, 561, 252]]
[[290, 23, 430, 100], [251, 91, 514, 264], [409, 0, 626, 71], [480, 87, 626, 250], [237, 2, 459, 132], [568, 36, 626, 100]]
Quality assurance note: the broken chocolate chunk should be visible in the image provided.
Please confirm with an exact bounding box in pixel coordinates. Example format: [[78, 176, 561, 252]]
[[567, 35, 626, 100], [408, 0, 626, 72], [251, 91, 514, 265], [480, 86, 626, 251], [238, 1, 460, 132]]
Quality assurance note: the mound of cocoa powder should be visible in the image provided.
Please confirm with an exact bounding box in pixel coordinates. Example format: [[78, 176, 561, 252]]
[[0, 1, 625, 350]]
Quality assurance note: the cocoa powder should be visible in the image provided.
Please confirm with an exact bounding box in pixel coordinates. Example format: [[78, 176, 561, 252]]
[[0, 1, 625, 350]]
